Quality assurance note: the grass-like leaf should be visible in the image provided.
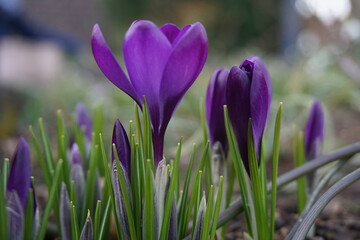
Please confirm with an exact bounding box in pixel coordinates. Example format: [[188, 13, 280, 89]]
[[70, 201, 80, 240], [1, 158, 9, 194], [210, 176, 224, 239], [0, 166, 8, 240], [35, 159, 63, 240], [223, 106, 253, 235], [93, 200, 101, 240], [24, 188, 34, 240], [113, 144, 137, 240], [200, 185, 214, 239], [292, 167, 360, 240], [270, 103, 282, 240], [294, 131, 307, 213], [144, 159, 155, 240]]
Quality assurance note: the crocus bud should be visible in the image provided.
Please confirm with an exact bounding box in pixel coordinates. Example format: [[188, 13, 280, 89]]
[[7, 137, 31, 210], [304, 100, 324, 161], [227, 56, 272, 171], [70, 143, 85, 211], [76, 103, 93, 142], [206, 68, 229, 154], [60, 183, 71, 240], [112, 119, 131, 178], [80, 211, 93, 240]]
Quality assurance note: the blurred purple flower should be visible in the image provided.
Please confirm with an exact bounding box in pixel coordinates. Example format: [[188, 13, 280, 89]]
[[112, 119, 131, 178], [304, 100, 324, 160], [76, 103, 92, 142], [92, 20, 208, 164], [7, 137, 31, 210], [227, 56, 272, 171], [206, 68, 229, 153]]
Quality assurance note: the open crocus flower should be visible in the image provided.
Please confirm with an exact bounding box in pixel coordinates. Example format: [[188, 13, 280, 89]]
[[227, 56, 272, 171], [206, 68, 229, 154], [92, 20, 208, 164], [304, 100, 324, 161]]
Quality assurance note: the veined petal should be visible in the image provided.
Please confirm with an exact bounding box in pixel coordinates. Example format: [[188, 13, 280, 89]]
[[227, 66, 251, 169], [160, 23, 181, 44], [206, 68, 229, 152], [124, 20, 172, 103], [60, 183, 71, 240], [248, 57, 272, 153], [6, 192, 24, 240], [112, 119, 131, 178], [304, 100, 324, 160], [159, 22, 208, 133], [91, 24, 140, 105], [7, 137, 31, 210]]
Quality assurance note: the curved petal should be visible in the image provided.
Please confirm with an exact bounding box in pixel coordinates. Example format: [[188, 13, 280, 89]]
[[160, 23, 180, 44], [206, 68, 229, 152], [304, 100, 324, 160], [248, 57, 272, 153], [7, 137, 31, 210], [91, 24, 140, 105], [226, 66, 251, 170], [112, 119, 131, 178], [123, 20, 172, 104], [159, 22, 208, 133]]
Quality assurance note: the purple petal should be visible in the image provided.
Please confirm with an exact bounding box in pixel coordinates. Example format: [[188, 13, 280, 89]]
[[227, 66, 252, 170], [112, 119, 131, 178], [71, 164, 85, 212], [206, 68, 229, 152], [304, 100, 324, 160], [248, 57, 272, 157], [160, 23, 181, 44], [60, 183, 71, 240], [91, 24, 141, 105], [7, 137, 31, 210], [70, 143, 82, 166], [159, 22, 208, 135], [6, 192, 24, 240], [123, 20, 172, 107], [75, 103, 93, 141]]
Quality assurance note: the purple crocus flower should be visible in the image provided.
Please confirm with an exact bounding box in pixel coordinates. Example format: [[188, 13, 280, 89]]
[[304, 100, 324, 161], [92, 20, 208, 164], [112, 119, 131, 178], [206, 68, 229, 154], [226, 56, 272, 171], [7, 137, 31, 210]]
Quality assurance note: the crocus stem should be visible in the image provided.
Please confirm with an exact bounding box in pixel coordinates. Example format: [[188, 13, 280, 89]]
[[152, 132, 165, 165]]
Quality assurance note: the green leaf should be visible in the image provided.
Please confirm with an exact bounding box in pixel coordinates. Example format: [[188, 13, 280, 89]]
[[178, 144, 197, 239], [2, 158, 9, 194], [248, 118, 268, 240], [24, 188, 34, 240], [223, 106, 253, 235], [294, 131, 307, 213], [210, 176, 224, 240], [70, 201, 80, 240], [0, 167, 8, 240], [35, 159, 63, 240], [94, 200, 101, 240], [113, 144, 137, 240], [270, 103, 282, 240], [99, 133, 122, 239], [201, 185, 214, 239], [38, 118, 55, 174], [159, 140, 182, 240], [29, 125, 52, 188], [144, 160, 155, 240], [99, 198, 111, 240], [142, 98, 154, 166]]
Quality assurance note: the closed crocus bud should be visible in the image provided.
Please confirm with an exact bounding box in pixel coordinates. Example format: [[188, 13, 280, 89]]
[[227, 57, 272, 171], [112, 119, 131, 178], [304, 100, 324, 161], [206, 68, 229, 154], [70, 144, 85, 212], [92, 20, 208, 164], [76, 103, 92, 142], [7, 137, 31, 210]]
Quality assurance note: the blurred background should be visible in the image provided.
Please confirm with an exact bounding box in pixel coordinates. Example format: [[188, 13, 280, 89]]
[[1, 0, 360, 161]]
